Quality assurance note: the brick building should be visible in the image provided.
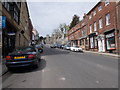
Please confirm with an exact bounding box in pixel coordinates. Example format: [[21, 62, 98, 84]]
[[2, 2, 21, 56], [2, 1, 33, 56], [68, 0, 120, 54], [68, 23, 81, 46], [16, 2, 31, 47]]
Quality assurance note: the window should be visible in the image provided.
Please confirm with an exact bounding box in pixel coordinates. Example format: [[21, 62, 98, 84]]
[[93, 10, 96, 16], [106, 32, 115, 50], [89, 14, 92, 19], [98, 6, 102, 11], [82, 23, 84, 26], [105, 0, 109, 6], [3, 2, 10, 11], [82, 30, 84, 36], [94, 36, 97, 47], [90, 37, 94, 48], [0, 34, 2, 46], [99, 18, 103, 29], [94, 22, 97, 31], [80, 40, 84, 46], [90, 25, 92, 33], [90, 36, 97, 48], [106, 13, 110, 26]]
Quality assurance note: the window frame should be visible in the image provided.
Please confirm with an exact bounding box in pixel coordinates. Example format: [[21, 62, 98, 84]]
[[98, 6, 102, 12], [99, 18, 103, 29], [90, 25, 92, 33], [106, 13, 110, 26], [105, 0, 109, 6], [94, 22, 97, 31], [93, 10, 96, 16]]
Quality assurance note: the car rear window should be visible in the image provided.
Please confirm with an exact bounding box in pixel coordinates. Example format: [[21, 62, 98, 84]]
[[15, 47, 35, 52]]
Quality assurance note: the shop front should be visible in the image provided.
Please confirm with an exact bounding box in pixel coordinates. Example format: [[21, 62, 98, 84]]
[[104, 29, 116, 53], [97, 34, 105, 52], [78, 36, 88, 50], [2, 21, 17, 57], [88, 32, 98, 51]]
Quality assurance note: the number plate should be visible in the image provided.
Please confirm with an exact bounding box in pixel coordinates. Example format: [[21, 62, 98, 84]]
[[14, 56, 25, 59]]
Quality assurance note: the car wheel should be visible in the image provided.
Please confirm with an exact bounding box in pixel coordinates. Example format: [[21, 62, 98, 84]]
[[7, 67, 13, 71], [34, 60, 39, 68]]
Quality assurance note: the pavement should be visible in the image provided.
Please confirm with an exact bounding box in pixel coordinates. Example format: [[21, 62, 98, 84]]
[[2, 45, 118, 88], [0, 58, 8, 76], [83, 50, 119, 58]]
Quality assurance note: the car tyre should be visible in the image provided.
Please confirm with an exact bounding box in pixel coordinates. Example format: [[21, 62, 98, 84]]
[[7, 67, 13, 71], [34, 60, 39, 68]]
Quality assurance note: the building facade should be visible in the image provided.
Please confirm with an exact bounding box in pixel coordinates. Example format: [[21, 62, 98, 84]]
[[16, 2, 30, 47], [68, 1, 120, 54], [2, 2, 21, 56], [2, 1, 33, 56]]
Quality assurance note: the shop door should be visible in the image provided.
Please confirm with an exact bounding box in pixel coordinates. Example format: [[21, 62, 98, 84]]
[[98, 39, 105, 52]]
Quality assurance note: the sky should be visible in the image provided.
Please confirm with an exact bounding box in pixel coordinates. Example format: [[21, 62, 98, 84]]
[[27, 1, 98, 37]]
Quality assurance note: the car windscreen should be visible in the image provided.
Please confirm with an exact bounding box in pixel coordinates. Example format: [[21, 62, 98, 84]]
[[74, 46, 79, 48], [15, 47, 35, 52]]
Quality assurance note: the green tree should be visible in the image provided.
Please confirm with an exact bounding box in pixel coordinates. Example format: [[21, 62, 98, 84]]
[[69, 14, 79, 29]]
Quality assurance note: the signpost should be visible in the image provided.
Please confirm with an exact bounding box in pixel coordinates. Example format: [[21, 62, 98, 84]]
[[0, 16, 2, 29], [2, 16, 6, 29]]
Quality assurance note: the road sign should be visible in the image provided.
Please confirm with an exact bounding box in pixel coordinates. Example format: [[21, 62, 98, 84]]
[[0, 16, 2, 29], [2, 16, 6, 28]]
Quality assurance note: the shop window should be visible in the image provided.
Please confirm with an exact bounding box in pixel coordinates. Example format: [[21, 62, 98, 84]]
[[0, 34, 2, 46], [85, 39, 88, 45], [106, 32, 115, 50], [90, 37, 94, 48], [94, 37, 98, 47], [90, 36, 97, 49]]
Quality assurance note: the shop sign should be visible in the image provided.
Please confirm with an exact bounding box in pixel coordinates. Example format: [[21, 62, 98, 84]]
[[106, 32, 114, 38], [8, 33, 16, 36], [2, 16, 6, 28], [0, 16, 2, 29]]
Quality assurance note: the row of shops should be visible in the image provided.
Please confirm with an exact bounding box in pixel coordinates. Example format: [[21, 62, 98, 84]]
[[68, 1, 120, 54], [69, 29, 118, 53]]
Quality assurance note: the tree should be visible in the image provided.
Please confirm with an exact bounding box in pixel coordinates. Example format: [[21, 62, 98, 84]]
[[69, 14, 79, 29]]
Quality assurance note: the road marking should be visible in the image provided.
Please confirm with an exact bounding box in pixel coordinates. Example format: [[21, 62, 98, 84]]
[[42, 70, 45, 72], [96, 80, 100, 84], [59, 77, 66, 81]]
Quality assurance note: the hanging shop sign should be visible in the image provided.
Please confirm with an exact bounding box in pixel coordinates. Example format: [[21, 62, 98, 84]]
[[2, 16, 6, 28], [8, 33, 16, 36], [106, 32, 114, 38], [0, 16, 2, 29]]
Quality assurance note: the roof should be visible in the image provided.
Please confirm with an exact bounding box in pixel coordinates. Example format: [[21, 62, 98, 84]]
[[86, 1, 101, 15]]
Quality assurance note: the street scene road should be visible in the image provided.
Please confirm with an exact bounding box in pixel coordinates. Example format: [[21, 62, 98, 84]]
[[2, 45, 118, 88]]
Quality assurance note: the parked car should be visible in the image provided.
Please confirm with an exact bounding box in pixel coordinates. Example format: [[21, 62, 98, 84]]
[[70, 46, 83, 52], [35, 45, 43, 53], [5, 46, 41, 71], [50, 44, 56, 48], [39, 43, 44, 48], [64, 45, 71, 50]]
